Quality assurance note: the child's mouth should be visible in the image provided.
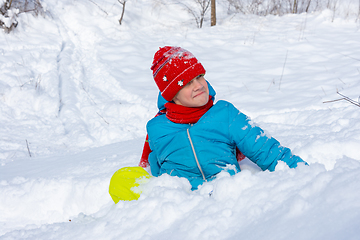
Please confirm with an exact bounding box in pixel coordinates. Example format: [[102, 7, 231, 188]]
[[193, 90, 205, 98]]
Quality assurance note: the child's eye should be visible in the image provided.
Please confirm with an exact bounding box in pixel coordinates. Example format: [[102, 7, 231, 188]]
[[187, 74, 204, 86], [185, 79, 195, 86]]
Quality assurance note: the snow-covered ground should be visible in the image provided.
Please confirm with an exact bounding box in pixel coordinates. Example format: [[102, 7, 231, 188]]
[[1, 0, 360, 239]]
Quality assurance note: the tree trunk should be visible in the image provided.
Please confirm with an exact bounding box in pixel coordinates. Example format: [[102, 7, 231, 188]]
[[305, 0, 312, 12], [293, 0, 297, 13], [211, 0, 216, 26]]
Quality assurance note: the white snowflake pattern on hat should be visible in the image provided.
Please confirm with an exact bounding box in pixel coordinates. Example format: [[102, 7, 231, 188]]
[[178, 80, 184, 86], [163, 75, 168, 81]]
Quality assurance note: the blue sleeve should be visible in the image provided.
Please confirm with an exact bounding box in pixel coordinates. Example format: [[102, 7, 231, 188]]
[[148, 151, 161, 177], [228, 104, 306, 171]]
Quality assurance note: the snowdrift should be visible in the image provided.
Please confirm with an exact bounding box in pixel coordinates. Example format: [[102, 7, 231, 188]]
[[1, 0, 360, 239]]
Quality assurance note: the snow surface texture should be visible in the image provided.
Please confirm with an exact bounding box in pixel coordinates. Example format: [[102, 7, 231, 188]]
[[1, 0, 360, 239]]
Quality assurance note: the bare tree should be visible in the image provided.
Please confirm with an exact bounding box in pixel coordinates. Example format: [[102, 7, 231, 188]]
[[0, 0, 17, 33], [227, 0, 316, 16], [118, 0, 127, 25], [193, 0, 211, 28], [176, 0, 211, 28], [211, 0, 216, 26], [1, 0, 45, 33]]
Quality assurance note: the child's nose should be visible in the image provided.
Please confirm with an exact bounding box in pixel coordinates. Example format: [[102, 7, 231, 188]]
[[193, 79, 203, 90]]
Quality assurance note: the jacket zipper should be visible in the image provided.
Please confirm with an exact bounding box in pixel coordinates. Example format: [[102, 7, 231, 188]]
[[187, 128, 206, 181]]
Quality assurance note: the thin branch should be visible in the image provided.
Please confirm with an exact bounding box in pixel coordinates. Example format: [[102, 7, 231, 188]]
[[9, 0, 14, 9], [81, 82, 97, 105], [338, 78, 345, 84], [305, 0, 312, 12], [279, 50, 288, 90], [118, 0, 126, 25], [26, 139, 32, 157], [88, 0, 108, 15], [19, 8, 37, 14], [96, 112, 110, 125], [337, 91, 360, 107], [323, 91, 360, 107], [267, 78, 275, 92], [339, 52, 360, 62], [323, 98, 345, 104]]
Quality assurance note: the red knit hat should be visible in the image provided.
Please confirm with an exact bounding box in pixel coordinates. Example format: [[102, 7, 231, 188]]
[[151, 46, 206, 101]]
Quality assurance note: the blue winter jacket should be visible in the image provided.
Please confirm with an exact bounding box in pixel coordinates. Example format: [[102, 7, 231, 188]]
[[147, 84, 305, 190]]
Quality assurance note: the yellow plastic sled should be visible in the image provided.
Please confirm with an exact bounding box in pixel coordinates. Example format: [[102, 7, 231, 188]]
[[109, 166, 151, 203]]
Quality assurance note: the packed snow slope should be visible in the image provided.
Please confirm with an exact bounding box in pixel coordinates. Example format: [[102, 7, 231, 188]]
[[1, 0, 360, 239]]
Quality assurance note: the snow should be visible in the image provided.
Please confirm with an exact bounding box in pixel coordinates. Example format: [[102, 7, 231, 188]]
[[1, 0, 360, 239]]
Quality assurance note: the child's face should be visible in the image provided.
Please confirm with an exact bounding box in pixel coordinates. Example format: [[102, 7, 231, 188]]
[[173, 75, 209, 107]]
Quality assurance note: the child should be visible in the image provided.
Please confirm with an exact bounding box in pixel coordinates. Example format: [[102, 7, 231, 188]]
[[141, 46, 306, 191]]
